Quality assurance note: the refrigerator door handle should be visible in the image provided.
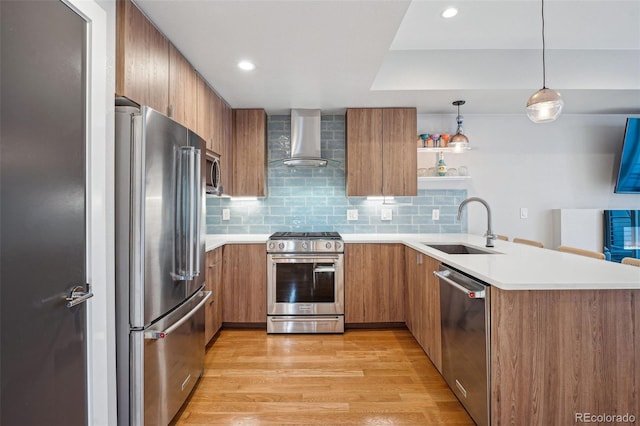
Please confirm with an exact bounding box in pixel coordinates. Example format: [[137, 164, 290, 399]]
[[172, 146, 201, 281], [145, 291, 211, 339]]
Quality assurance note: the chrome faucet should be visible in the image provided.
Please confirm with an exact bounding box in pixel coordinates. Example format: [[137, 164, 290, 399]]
[[457, 197, 496, 247]]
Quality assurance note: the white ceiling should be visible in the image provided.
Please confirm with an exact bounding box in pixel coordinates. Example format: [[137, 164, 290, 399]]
[[135, 0, 640, 115]]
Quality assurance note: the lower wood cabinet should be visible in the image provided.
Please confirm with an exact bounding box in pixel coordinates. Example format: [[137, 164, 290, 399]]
[[345, 244, 405, 324], [205, 247, 223, 344], [222, 244, 266, 324], [404, 246, 441, 372]]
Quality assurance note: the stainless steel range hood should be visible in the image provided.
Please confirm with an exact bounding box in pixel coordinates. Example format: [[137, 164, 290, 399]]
[[283, 109, 328, 167]]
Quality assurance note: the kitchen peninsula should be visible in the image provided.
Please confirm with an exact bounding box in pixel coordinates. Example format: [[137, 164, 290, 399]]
[[207, 233, 640, 425]]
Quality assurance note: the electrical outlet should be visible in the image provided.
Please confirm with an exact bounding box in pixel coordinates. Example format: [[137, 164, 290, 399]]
[[381, 208, 393, 221], [432, 209, 440, 221], [222, 208, 230, 221], [347, 209, 359, 221], [520, 207, 528, 219]]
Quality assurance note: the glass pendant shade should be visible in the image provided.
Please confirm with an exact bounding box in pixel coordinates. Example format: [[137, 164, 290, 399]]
[[527, 0, 563, 123], [526, 87, 564, 123], [449, 100, 469, 151]]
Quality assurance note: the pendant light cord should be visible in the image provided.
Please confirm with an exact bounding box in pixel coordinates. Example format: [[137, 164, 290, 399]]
[[541, 0, 547, 89]]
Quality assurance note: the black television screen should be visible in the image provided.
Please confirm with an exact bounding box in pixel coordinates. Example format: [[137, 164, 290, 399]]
[[615, 117, 640, 193]]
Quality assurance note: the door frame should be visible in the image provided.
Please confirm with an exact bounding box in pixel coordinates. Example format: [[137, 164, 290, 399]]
[[62, 0, 115, 424]]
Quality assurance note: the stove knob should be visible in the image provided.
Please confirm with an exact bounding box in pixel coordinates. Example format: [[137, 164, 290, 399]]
[[302, 242, 309, 250], [278, 242, 285, 250], [335, 242, 342, 250], [325, 242, 332, 250], [268, 242, 275, 250]]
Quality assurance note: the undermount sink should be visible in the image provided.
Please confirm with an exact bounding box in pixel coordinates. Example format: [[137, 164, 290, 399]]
[[423, 243, 500, 255]]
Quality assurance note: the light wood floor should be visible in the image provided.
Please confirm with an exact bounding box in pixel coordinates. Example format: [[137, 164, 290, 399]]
[[172, 329, 474, 425]]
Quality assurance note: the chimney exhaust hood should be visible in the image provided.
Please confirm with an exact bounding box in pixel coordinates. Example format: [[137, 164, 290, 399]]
[[283, 109, 328, 167]]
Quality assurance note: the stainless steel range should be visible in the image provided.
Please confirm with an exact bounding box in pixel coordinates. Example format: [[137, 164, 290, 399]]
[[266, 232, 344, 333]]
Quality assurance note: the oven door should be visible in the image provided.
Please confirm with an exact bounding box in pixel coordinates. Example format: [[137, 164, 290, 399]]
[[267, 253, 344, 316]]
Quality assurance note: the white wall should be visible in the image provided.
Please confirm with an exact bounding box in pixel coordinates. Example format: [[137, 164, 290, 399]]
[[418, 113, 640, 248]]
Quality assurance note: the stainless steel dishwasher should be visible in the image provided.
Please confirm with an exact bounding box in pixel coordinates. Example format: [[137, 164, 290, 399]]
[[434, 264, 490, 426]]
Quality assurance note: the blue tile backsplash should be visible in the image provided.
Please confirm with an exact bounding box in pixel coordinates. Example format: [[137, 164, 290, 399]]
[[206, 114, 467, 234]]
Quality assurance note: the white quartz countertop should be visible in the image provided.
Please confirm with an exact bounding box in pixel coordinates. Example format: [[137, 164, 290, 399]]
[[206, 233, 640, 291]]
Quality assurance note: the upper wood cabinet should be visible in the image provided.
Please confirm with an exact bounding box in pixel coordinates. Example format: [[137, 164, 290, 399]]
[[345, 109, 383, 196], [346, 108, 417, 196], [232, 109, 267, 197], [220, 102, 233, 195], [116, 0, 169, 114], [168, 43, 196, 130], [345, 244, 405, 324], [195, 74, 213, 150]]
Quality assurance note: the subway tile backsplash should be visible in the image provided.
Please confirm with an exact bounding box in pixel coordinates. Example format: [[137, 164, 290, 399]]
[[206, 114, 467, 234]]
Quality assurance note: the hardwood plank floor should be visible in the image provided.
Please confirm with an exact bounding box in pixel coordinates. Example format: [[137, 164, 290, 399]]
[[172, 329, 474, 425]]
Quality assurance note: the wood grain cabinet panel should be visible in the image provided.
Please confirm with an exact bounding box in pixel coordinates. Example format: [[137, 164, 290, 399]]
[[210, 91, 224, 155], [346, 108, 416, 196], [346, 109, 383, 196], [220, 102, 233, 195], [382, 108, 417, 196], [345, 244, 405, 324], [168, 43, 196, 130], [116, 0, 169, 114], [232, 109, 267, 197], [222, 244, 266, 324], [491, 288, 639, 425], [404, 246, 441, 372], [195, 74, 214, 151], [205, 247, 223, 344]]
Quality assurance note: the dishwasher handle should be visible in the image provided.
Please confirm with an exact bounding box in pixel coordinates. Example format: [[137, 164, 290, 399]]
[[433, 270, 486, 299]]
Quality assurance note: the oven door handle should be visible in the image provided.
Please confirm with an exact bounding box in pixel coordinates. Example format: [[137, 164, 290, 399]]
[[269, 255, 341, 261], [313, 266, 335, 273], [269, 317, 341, 322]]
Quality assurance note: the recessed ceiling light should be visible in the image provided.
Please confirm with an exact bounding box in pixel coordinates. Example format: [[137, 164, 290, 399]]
[[441, 7, 458, 18], [237, 60, 255, 71]]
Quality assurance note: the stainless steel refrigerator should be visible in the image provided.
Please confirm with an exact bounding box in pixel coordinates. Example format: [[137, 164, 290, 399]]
[[115, 104, 210, 426]]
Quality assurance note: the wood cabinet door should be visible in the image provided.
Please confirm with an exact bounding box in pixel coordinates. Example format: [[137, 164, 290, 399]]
[[168, 43, 196, 130], [195, 75, 213, 150], [222, 244, 266, 324], [422, 254, 441, 371], [220, 102, 233, 195], [205, 248, 223, 344], [404, 247, 441, 372], [404, 246, 424, 341], [345, 244, 405, 323], [210, 91, 223, 155], [116, 0, 169, 114], [232, 109, 266, 197], [346, 108, 383, 196], [382, 108, 417, 196]]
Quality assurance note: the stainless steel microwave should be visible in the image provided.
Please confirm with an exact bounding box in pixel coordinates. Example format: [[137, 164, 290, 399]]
[[205, 151, 223, 195]]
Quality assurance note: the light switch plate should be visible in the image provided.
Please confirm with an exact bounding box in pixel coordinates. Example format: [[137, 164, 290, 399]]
[[520, 207, 528, 219], [222, 208, 230, 220], [381, 208, 393, 221], [347, 209, 359, 221], [432, 209, 440, 221]]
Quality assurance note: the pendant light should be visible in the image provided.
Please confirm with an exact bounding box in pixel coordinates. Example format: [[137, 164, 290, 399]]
[[526, 0, 563, 123], [449, 100, 469, 151]]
